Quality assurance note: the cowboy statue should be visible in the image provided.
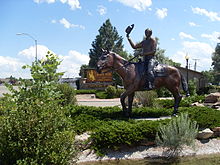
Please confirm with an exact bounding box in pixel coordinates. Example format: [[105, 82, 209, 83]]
[[126, 24, 157, 90]]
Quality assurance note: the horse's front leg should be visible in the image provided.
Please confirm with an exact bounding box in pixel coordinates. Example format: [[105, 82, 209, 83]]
[[128, 92, 135, 117], [120, 90, 134, 117], [120, 91, 128, 117]]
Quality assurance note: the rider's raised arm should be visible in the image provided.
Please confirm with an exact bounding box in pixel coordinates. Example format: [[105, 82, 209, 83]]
[[127, 36, 142, 49]]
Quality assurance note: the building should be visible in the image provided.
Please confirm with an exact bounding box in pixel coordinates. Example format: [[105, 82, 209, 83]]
[[176, 66, 206, 89]]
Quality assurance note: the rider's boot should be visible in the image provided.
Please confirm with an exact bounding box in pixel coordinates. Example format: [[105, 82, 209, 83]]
[[148, 81, 155, 90]]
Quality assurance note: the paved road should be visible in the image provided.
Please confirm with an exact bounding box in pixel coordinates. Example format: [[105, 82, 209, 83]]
[[76, 94, 121, 107]]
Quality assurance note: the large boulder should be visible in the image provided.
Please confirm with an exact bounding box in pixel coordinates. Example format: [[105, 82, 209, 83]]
[[212, 127, 220, 137], [197, 128, 213, 140], [204, 92, 220, 103]]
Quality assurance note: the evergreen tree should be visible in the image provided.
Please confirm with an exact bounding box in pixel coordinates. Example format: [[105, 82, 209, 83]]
[[212, 43, 220, 85], [88, 19, 124, 68]]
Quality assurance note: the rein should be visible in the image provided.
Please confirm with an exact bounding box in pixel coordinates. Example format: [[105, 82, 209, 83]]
[[101, 53, 139, 74]]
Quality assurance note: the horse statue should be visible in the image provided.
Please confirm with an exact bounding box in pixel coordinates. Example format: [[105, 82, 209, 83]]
[[96, 50, 190, 117]]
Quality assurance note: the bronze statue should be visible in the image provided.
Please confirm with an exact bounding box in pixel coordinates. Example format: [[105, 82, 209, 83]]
[[97, 50, 189, 117], [126, 25, 157, 90]]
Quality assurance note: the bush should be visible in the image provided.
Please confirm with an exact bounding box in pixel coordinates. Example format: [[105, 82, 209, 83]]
[[179, 107, 220, 129], [135, 91, 158, 107], [0, 52, 75, 164], [156, 113, 198, 157], [156, 95, 205, 108], [105, 85, 117, 98], [75, 89, 97, 94], [91, 119, 169, 154], [188, 80, 197, 96], [156, 87, 172, 97], [105, 85, 125, 99], [57, 83, 77, 105]]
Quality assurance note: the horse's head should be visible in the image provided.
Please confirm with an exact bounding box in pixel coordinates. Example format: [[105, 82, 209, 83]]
[[96, 49, 114, 74]]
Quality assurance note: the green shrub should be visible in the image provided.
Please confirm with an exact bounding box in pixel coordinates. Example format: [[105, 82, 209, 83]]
[[105, 85, 117, 98], [156, 95, 205, 108], [135, 91, 158, 107], [188, 80, 197, 96], [0, 52, 75, 164], [115, 88, 124, 97], [95, 91, 108, 99], [57, 83, 76, 105], [75, 89, 97, 94], [156, 87, 172, 97], [156, 113, 198, 157], [179, 107, 220, 128], [132, 107, 171, 118], [91, 119, 169, 154]]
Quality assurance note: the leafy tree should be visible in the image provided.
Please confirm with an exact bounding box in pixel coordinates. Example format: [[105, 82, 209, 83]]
[[88, 19, 125, 68], [0, 52, 75, 164], [201, 70, 215, 85], [212, 43, 220, 85]]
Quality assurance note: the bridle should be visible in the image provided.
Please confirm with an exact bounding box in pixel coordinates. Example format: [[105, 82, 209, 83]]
[[100, 52, 139, 74]]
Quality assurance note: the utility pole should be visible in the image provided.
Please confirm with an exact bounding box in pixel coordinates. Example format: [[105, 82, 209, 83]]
[[193, 59, 200, 71], [16, 33, 38, 62]]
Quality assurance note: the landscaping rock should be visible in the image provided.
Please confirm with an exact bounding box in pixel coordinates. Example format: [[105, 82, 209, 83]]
[[211, 102, 220, 110], [212, 127, 220, 137], [191, 102, 205, 107], [197, 128, 214, 140], [75, 132, 91, 142], [204, 92, 220, 103]]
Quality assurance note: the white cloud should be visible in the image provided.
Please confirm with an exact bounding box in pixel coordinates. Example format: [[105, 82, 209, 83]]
[[111, 0, 152, 11], [201, 31, 220, 43], [59, 18, 85, 29], [156, 8, 168, 19], [97, 5, 107, 15], [59, 50, 89, 77], [34, 0, 81, 10], [179, 32, 195, 40], [59, 18, 72, 29], [60, 0, 81, 10], [189, 22, 199, 27], [0, 56, 26, 78], [171, 41, 214, 71], [18, 45, 52, 62], [192, 7, 220, 21], [34, 0, 55, 4], [1, 45, 89, 78]]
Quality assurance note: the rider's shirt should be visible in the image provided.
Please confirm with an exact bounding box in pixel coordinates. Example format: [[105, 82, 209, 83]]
[[141, 38, 157, 56]]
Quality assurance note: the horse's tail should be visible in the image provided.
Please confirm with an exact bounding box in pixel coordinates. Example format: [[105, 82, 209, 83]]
[[180, 72, 190, 97]]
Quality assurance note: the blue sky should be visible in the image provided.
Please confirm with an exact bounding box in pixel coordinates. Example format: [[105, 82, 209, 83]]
[[1, 0, 220, 78]]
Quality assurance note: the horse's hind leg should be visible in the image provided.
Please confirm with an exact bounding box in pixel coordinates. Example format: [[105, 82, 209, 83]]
[[171, 88, 182, 116], [170, 87, 182, 116]]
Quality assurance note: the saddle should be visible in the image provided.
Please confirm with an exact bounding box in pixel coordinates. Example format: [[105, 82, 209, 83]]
[[153, 62, 167, 77], [135, 60, 167, 78]]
